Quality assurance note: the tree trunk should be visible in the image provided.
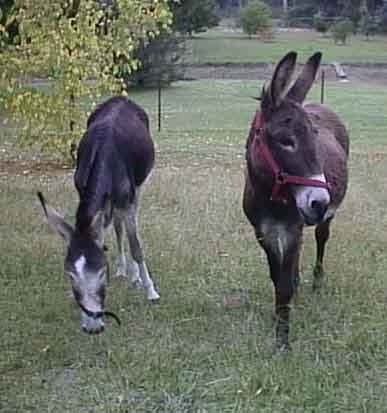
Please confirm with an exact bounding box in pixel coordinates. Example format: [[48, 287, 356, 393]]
[[283, 0, 288, 14], [361, 0, 369, 14]]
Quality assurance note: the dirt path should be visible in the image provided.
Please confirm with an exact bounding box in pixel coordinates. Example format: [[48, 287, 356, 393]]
[[182, 63, 387, 85]]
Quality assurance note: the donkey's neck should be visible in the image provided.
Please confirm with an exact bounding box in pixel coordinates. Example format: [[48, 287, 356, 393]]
[[75, 143, 113, 233]]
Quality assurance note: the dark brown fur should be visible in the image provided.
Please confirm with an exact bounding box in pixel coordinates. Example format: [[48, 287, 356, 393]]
[[243, 52, 349, 349]]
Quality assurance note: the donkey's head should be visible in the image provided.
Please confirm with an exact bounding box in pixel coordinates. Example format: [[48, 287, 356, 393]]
[[37, 192, 120, 334], [256, 51, 330, 225]]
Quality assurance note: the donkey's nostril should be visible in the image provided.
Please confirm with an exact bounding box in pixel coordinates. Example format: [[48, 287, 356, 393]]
[[311, 200, 328, 219]]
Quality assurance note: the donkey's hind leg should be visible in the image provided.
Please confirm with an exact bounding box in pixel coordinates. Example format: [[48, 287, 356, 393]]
[[125, 196, 160, 301], [113, 212, 141, 287], [313, 217, 332, 291]]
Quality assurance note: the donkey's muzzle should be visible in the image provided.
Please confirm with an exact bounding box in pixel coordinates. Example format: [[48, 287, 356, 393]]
[[294, 181, 330, 226], [82, 323, 105, 335], [78, 302, 121, 334], [310, 200, 328, 222], [302, 197, 329, 225]]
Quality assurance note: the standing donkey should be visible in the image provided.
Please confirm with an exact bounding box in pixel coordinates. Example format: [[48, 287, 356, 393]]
[[38, 96, 160, 334], [243, 52, 349, 349]]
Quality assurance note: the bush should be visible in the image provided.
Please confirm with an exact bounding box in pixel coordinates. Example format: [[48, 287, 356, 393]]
[[313, 14, 330, 33], [239, 0, 272, 39], [171, 0, 220, 36], [331, 19, 354, 44], [287, 4, 318, 28], [0, 0, 19, 49], [360, 14, 379, 39], [124, 34, 186, 88], [378, 5, 387, 33]]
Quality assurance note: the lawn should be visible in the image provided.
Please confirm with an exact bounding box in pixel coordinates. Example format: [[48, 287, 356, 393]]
[[1, 78, 387, 412], [188, 29, 387, 64]]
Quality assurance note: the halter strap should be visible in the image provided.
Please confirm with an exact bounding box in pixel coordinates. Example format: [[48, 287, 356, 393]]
[[78, 302, 121, 326], [253, 112, 331, 203]]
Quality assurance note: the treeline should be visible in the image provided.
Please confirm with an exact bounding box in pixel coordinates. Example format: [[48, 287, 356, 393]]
[[216, 0, 384, 16]]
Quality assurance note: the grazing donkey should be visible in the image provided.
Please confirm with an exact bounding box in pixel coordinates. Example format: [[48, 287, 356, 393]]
[[243, 52, 349, 349], [38, 96, 160, 334]]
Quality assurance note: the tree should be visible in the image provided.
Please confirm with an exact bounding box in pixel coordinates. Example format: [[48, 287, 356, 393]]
[[171, 0, 220, 36], [378, 3, 387, 33], [317, 0, 384, 23], [0, 0, 174, 161], [339, 0, 363, 27], [240, 0, 272, 38], [126, 33, 186, 87], [0, 0, 18, 48], [360, 11, 378, 39], [331, 18, 354, 43]]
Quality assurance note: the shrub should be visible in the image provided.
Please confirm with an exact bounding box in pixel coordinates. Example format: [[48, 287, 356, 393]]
[[288, 4, 318, 28], [378, 5, 387, 33], [360, 13, 379, 39], [313, 14, 330, 34], [124, 34, 186, 88], [331, 19, 354, 44], [239, 0, 272, 39], [171, 0, 220, 36]]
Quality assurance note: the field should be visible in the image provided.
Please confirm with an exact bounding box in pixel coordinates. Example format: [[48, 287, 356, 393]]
[[2, 74, 387, 412], [188, 30, 387, 64]]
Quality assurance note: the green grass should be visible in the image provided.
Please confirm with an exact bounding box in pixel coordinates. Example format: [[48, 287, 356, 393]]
[[188, 29, 387, 64], [2, 79, 387, 412]]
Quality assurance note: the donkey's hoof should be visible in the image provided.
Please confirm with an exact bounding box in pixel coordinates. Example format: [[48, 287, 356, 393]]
[[312, 267, 325, 291], [274, 340, 291, 353], [147, 291, 160, 302], [312, 279, 323, 291], [274, 327, 291, 352]]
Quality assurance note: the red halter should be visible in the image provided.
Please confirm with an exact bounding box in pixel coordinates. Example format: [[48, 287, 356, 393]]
[[252, 112, 331, 204]]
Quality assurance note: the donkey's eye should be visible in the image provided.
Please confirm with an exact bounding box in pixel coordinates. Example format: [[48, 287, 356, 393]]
[[282, 117, 292, 126]]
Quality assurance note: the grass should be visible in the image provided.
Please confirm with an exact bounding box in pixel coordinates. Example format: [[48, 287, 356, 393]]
[[188, 29, 387, 64], [2, 78, 387, 412]]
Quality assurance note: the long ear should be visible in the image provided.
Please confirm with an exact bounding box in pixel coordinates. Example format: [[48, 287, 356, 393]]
[[37, 192, 74, 244], [269, 51, 297, 107], [287, 52, 322, 103]]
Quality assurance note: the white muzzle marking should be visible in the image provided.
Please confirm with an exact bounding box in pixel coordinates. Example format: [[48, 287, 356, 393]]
[[293, 174, 330, 224]]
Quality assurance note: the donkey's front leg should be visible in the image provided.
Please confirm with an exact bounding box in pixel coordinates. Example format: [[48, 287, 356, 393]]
[[259, 222, 302, 350], [113, 212, 142, 287], [113, 213, 127, 277], [125, 203, 160, 302], [313, 217, 332, 291]]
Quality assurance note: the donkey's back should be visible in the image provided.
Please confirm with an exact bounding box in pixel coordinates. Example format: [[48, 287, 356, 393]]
[[305, 103, 349, 209], [75, 96, 155, 215]]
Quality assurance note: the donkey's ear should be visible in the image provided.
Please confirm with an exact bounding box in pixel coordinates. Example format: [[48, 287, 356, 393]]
[[287, 52, 322, 103], [268, 51, 297, 107], [37, 192, 74, 244]]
